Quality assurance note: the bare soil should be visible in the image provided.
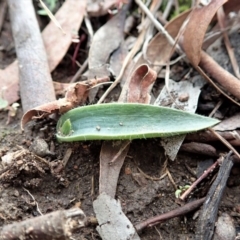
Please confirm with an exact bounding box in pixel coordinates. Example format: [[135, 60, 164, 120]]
[[1, 109, 240, 239], [1, 4, 240, 240]]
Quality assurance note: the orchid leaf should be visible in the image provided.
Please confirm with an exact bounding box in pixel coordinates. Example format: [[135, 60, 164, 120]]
[[56, 103, 219, 142]]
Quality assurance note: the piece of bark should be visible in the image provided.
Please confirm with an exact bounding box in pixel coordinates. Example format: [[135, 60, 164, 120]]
[[195, 152, 234, 240], [0, 208, 86, 240], [8, 0, 56, 113]]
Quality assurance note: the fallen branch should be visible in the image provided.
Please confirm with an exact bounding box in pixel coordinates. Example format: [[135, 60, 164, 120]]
[[0, 208, 86, 240], [195, 151, 234, 240]]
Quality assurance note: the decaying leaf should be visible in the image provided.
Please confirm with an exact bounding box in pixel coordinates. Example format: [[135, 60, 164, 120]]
[[127, 64, 157, 103], [21, 77, 109, 129], [88, 4, 128, 102], [182, 0, 227, 67], [99, 140, 130, 197]]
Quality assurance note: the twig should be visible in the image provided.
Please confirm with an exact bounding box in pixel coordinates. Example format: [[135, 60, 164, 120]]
[[23, 187, 43, 216], [217, 6, 240, 78], [162, 0, 174, 20], [197, 65, 240, 107], [166, 168, 177, 190], [84, 14, 94, 41], [199, 51, 240, 103], [137, 166, 167, 181], [180, 142, 217, 157], [180, 158, 220, 201], [70, 58, 88, 83], [109, 141, 131, 164], [209, 99, 223, 118], [209, 128, 240, 159], [0, 208, 86, 240], [62, 148, 73, 167], [134, 0, 183, 54], [135, 197, 205, 232]]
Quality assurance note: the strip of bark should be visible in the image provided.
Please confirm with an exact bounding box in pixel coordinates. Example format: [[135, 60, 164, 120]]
[[195, 151, 234, 240], [7, 0, 56, 113], [0, 208, 85, 240]]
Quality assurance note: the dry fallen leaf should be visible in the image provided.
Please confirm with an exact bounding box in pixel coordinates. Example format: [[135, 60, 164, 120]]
[[88, 4, 128, 102], [21, 77, 109, 129], [127, 64, 157, 103], [182, 0, 227, 67], [214, 113, 240, 131]]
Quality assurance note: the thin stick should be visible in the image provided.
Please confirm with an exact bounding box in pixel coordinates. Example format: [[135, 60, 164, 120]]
[[180, 159, 220, 201], [134, 0, 182, 53], [135, 197, 205, 232], [23, 187, 43, 215], [209, 128, 240, 159], [166, 168, 177, 190]]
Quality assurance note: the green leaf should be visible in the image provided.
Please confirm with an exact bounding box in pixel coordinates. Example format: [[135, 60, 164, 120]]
[[56, 103, 220, 142], [58, 118, 73, 136]]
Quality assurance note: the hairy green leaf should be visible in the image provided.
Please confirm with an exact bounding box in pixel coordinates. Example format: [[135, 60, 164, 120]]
[[56, 103, 219, 142]]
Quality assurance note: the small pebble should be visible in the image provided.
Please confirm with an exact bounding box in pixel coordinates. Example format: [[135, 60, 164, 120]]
[[178, 93, 189, 102], [213, 213, 236, 240], [30, 138, 55, 157]]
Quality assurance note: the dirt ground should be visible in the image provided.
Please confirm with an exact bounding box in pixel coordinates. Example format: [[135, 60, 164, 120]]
[[1, 1, 240, 240], [1, 105, 240, 240]]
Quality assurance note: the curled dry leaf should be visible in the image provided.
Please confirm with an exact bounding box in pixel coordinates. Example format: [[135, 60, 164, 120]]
[[182, 0, 227, 67], [21, 77, 109, 130], [127, 64, 157, 103], [0, 0, 86, 106]]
